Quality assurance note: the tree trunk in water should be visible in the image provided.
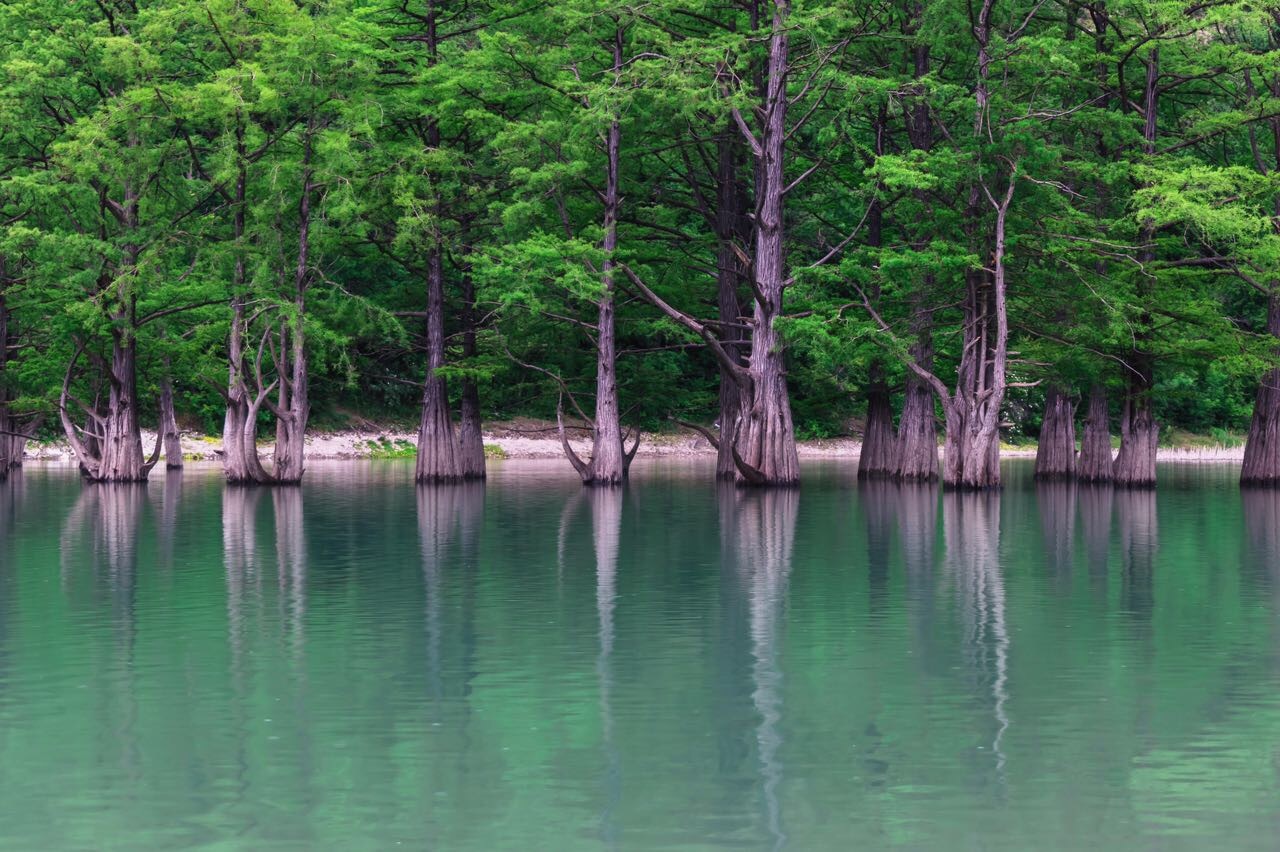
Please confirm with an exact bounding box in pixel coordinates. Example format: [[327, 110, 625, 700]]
[[61, 335, 159, 483], [733, 1, 799, 487], [1034, 387, 1076, 480], [220, 131, 271, 485], [1113, 372, 1157, 488], [858, 368, 896, 479], [1114, 50, 1160, 490], [457, 229, 486, 480], [895, 8, 938, 485], [564, 29, 629, 487], [1242, 293, 1280, 485], [937, 1, 1009, 491], [1077, 385, 1113, 483], [415, 247, 462, 483], [0, 291, 8, 477], [715, 130, 746, 480], [271, 123, 315, 486], [159, 374, 182, 470]]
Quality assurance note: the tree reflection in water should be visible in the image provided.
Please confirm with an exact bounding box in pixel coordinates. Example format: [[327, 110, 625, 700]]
[[942, 490, 1009, 780], [731, 488, 797, 851], [1036, 480, 1076, 593]]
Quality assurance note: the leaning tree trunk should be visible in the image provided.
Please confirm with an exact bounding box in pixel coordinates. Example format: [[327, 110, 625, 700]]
[[1242, 293, 1280, 485], [858, 366, 896, 480], [159, 374, 182, 470], [415, 246, 462, 483], [456, 224, 486, 480], [1034, 386, 1076, 480], [732, 0, 799, 487], [1077, 385, 1114, 483]]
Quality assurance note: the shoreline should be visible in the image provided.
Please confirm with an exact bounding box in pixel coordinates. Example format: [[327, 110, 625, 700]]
[[19, 422, 1250, 464]]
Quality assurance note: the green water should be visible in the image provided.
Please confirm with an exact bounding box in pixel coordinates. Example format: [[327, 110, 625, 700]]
[[1, 460, 1278, 850]]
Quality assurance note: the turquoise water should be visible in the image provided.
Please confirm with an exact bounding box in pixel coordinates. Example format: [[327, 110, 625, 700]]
[[1, 459, 1278, 850]]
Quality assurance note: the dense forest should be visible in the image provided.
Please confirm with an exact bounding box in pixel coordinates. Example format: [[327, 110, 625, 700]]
[[0, 0, 1278, 488]]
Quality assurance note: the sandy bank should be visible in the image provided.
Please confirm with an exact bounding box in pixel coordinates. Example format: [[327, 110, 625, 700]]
[[20, 420, 1248, 464]]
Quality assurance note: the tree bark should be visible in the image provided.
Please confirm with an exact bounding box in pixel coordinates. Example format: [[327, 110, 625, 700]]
[[1242, 293, 1280, 485], [159, 373, 182, 470], [1034, 386, 1076, 480], [1077, 385, 1114, 482], [416, 245, 462, 482], [858, 368, 896, 479], [733, 0, 800, 487]]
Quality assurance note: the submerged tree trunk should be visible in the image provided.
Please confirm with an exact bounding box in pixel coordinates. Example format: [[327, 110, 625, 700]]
[[858, 367, 896, 480], [1034, 387, 1076, 480], [732, 0, 799, 487], [1242, 294, 1280, 485], [1077, 385, 1114, 483], [159, 374, 182, 470]]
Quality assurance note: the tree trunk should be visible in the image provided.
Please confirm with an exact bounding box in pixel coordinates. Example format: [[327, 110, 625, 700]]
[[457, 224, 486, 480], [858, 368, 896, 480], [1077, 385, 1114, 483], [733, 0, 799, 487], [1113, 372, 1157, 488], [715, 130, 747, 481], [1242, 293, 1280, 485], [1034, 386, 1076, 480], [159, 374, 183, 470], [1114, 49, 1160, 489], [271, 123, 315, 486], [416, 246, 462, 483], [564, 28, 630, 487], [0, 290, 9, 477]]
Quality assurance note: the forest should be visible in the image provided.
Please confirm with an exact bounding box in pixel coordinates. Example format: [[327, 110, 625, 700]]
[[1, 0, 1279, 489]]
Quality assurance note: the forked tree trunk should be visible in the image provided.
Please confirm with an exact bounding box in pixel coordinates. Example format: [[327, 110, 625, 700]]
[[732, 0, 799, 487], [416, 247, 462, 483], [858, 369, 896, 480], [1242, 294, 1280, 486], [1034, 386, 1076, 480], [61, 334, 161, 483], [1077, 385, 1114, 483], [159, 374, 182, 470]]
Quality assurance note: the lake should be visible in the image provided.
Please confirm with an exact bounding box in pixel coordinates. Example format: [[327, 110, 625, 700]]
[[0, 459, 1277, 850]]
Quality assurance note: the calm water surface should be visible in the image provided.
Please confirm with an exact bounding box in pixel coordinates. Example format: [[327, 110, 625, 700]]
[[1, 459, 1278, 850]]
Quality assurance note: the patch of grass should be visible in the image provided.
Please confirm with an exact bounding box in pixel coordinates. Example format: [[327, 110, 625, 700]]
[[483, 443, 508, 459], [1159, 427, 1245, 449], [364, 437, 416, 459]]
